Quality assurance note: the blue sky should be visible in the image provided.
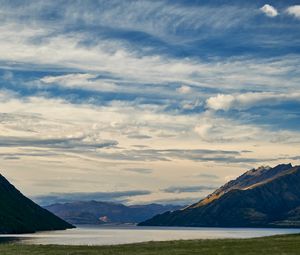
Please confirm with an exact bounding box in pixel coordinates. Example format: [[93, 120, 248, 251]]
[[0, 0, 300, 205]]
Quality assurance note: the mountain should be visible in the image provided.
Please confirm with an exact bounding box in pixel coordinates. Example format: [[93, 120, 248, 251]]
[[139, 163, 300, 228], [0, 174, 74, 234], [45, 201, 182, 225]]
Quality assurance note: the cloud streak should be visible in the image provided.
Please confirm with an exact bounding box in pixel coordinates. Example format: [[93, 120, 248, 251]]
[[163, 185, 218, 194], [0, 136, 117, 150], [206, 92, 300, 111], [33, 190, 152, 206]]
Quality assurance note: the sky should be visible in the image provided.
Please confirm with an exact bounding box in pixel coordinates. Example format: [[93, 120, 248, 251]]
[[0, 0, 300, 206]]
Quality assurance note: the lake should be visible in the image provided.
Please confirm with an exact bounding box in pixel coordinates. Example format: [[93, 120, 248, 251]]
[[1, 225, 300, 246]]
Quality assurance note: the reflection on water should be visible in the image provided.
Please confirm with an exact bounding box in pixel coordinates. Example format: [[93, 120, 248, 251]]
[[0, 225, 300, 246], [0, 237, 23, 244]]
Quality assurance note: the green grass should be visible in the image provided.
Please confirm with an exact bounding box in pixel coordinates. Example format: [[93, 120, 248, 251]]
[[1, 234, 300, 255]]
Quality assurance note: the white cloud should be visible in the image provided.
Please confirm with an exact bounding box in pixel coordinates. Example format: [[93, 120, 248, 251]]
[[0, 22, 299, 92], [260, 4, 278, 17], [206, 94, 235, 111], [41, 73, 97, 84], [206, 92, 300, 111], [286, 5, 300, 19], [40, 73, 118, 92], [177, 85, 192, 94], [194, 115, 261, 143], [1, 91, 300, 201], [194, 114, 300, 144]]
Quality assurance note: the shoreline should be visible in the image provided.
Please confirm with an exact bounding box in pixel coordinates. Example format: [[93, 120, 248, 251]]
[[1, 234, 300, 254], [1, 225, 300, 247]]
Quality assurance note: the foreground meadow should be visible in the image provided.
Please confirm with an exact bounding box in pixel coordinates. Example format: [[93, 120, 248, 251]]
[[1, 234, 300, 255]]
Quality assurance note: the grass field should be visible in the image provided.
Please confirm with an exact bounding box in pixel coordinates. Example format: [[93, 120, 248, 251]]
[[1, 234, 300, 255]]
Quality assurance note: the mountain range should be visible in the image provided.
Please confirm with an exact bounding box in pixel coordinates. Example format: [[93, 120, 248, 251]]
[[139, 163, 300, 228], [0, 174, 74, 234], [45, 201, 181, 225]]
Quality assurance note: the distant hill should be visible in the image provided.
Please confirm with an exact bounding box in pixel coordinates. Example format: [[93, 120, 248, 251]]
[[139, 164, 300, 228], [0, 174, 74, 234], [45, 201, 181, 225]]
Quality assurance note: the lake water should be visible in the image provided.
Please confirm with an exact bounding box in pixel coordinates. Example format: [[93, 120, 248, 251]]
[[0, 225, 300, 246]]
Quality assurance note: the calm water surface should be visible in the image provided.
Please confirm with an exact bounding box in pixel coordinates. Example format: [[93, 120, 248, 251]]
[[0, 225, 300, 246]]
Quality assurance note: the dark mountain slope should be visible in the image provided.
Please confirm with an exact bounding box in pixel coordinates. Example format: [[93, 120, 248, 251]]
[[189, 163, 293, 208], [45, 201, 181, 225], [0, 174, 74, 234], [139, 164, 300, 227]]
